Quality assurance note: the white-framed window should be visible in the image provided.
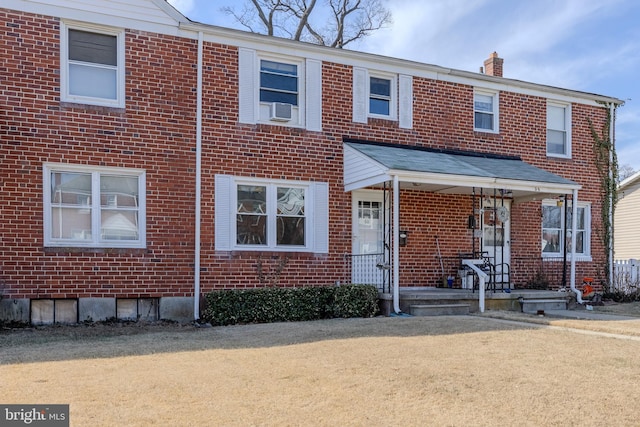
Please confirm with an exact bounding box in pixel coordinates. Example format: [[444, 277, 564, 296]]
[[353, 68, 406, 125], [541, 200, 590, 259], [260, 59, 299, 106], [474, 89, 499, 132], [238, 49, 323, 129], [215, 175, 328, 253], [60, 21, 125, 108], [43, 164, 145, 248], [547, 101, 572, 158], [368, 73, 396, 119]]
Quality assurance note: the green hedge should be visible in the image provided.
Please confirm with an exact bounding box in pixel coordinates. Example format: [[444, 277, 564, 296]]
[[202, 285, 379, 326]]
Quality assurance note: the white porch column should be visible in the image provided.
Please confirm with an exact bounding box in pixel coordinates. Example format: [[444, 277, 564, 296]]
[[569, 188, 582, 303], [393, 175, 401, 313]]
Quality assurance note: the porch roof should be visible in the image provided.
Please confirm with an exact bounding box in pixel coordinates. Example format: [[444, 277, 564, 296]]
[[343, 140, 581, 202]]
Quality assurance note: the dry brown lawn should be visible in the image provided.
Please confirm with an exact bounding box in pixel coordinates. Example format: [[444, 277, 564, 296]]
[[3, 307, 640, 426]]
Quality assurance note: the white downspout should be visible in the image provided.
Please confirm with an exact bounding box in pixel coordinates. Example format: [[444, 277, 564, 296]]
[[569, 188, 582, 304], [193, 31, 203, 320], [392, 175, 401, 313], [609, 102, 615, 287]]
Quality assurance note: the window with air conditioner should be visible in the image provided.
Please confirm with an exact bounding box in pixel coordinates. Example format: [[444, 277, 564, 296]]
[[238, 49, 322, 130], [259, 59, 300, 123]]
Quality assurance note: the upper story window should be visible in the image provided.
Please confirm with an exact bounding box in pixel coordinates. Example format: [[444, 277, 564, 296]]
[[353, 68, 405, 124], [547, 101, 572, 158], [239, 49, 322, 129], [260, 60, 299, 106], [215, 175, 328, 253], [541, 200, 590, 259], [43, 164, 146, 248], [61, 21, 125, 108], [369, 76, 392, 116], [474, 89, 499, 133]]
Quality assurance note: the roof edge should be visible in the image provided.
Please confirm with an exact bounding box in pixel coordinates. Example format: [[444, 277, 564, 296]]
[[343, 137, 522, 161]]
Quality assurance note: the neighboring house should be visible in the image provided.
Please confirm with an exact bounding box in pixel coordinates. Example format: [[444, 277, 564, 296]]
[[615, 171, 640, 260], [0, 0, 622, 323]]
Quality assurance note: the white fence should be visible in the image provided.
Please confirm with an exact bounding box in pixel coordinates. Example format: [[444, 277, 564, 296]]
[[613, 259, 640, 294]]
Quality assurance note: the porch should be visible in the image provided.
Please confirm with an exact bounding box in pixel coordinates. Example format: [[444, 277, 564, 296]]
[[378, 288, 572, 316], [344, 253, 576, 315], [343, 139, 587, 314]]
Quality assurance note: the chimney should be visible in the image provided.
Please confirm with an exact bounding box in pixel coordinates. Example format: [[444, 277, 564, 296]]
[[483, 52, 503, 77]]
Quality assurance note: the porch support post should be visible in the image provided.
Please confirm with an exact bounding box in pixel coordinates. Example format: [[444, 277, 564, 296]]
[[393, 175, 401, 313], [569, 189, 582, 303]]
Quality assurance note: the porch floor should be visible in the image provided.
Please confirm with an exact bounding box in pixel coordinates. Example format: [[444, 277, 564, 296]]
[[379, 287, 573, 316]]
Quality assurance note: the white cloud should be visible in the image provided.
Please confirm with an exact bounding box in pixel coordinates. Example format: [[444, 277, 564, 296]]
[[167, 0, 196, 16]]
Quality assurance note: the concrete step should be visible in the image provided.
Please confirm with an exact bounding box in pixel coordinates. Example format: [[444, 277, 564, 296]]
[[410, 303, 470, 316], [521, 298, 567, 314]]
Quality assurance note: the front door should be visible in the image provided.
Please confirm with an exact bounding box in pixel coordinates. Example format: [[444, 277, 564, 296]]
[[482, 198, 511, 287], [351, 190, 387, 287]]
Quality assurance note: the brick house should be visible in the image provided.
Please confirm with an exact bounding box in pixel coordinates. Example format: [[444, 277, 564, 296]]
[[1, 0, 622, 323]]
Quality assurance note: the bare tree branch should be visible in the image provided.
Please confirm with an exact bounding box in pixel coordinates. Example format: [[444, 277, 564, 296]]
[[222, 0, 391, 48]]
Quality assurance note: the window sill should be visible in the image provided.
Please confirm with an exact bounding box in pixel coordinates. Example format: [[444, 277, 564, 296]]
[[546, 153, 572, 160], [60, 101, 126, 114], [541, 254, 592, 262], [474, 128, 499, 134], [44, 246, 147, 255]]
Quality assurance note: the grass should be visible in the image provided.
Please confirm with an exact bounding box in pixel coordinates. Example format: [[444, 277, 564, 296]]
[[2, 313, 640, 426]]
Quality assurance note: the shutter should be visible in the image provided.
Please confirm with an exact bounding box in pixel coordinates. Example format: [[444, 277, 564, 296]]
[[238, 48, 256, 124], [305, 58, 322, 132], [312, 182, 329, 253], [399, 74, 413, 129], [352, 67, 367, 123], [215, 175, 233, 250]]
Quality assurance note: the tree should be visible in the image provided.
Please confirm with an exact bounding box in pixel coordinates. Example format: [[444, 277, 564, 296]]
[[223, 0, 392, 48], [618, 163, 636, 182]]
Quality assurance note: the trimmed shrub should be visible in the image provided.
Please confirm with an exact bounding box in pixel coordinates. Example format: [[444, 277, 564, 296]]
[[202, 285, 378, 326]]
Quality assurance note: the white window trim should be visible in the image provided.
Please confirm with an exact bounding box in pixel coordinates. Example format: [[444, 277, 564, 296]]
[[368, 71, 397, 121], [43, 163, 146, 248], [541, 199, 591, 261], [215, 175, 328, 253], [546, 100, 572, 159], [60, 20, 126, 108], [473, 88, 499, 133], [256, 53, 306, 127]]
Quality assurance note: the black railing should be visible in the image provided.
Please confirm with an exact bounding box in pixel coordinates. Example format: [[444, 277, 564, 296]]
[[343, 254, 579, 292]]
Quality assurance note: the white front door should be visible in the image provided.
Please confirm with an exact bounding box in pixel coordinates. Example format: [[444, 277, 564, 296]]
[[351, 190, 387, 286], [482, 198, 511, 286]]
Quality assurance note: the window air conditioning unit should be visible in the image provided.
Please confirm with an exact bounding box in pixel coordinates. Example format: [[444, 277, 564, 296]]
[[270, 102, 293, 121]]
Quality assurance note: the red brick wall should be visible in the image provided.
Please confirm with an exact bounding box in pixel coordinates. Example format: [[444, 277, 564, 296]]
[[0, 8, 611, 300], [1, 9, 198, 299]]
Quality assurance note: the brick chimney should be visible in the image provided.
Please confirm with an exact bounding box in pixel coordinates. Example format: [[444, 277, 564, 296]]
[[483, 52, 503, 77]]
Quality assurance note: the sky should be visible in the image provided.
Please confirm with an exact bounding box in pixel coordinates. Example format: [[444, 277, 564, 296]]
[[168, 0, 640, 172]]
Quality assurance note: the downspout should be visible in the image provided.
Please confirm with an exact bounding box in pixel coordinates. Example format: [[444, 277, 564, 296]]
[[608, 102, 616, 288], [392, 175, 401, 313], [193, 31, 204, 320], [569, 189, 582, 304]]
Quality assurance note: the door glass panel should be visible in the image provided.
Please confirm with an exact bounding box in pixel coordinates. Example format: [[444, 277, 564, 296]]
[[357, 201, 383, 254]]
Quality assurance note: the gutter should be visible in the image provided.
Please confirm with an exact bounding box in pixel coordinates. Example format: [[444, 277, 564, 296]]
[[609, 102, 616, 288], [194, 31, 203, 320]]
